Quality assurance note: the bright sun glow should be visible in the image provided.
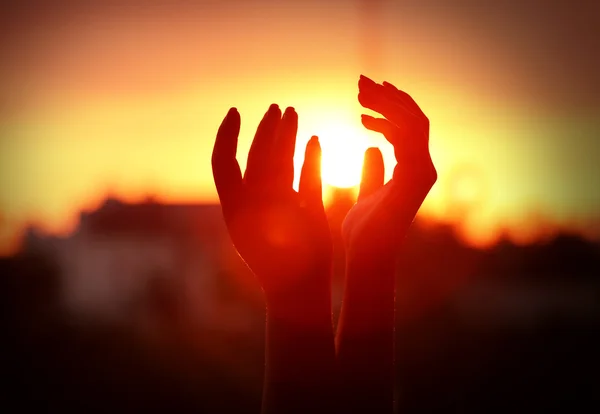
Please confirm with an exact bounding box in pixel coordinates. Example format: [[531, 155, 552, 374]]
[[313, 122, 369, 188]]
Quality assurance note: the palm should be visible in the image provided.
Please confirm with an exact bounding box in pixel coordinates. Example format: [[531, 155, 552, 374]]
[[343, 181, 397, 258], [228, 186, 331, 294], [212, 105, 331, 302]]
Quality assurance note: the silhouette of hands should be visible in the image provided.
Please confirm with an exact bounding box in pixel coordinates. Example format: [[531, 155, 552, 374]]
[[342, 76, 437, 262], [212, 105, 332, 309]]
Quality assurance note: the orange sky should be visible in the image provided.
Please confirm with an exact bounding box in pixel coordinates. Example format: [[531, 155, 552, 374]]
[[1, 0, 599, 254]]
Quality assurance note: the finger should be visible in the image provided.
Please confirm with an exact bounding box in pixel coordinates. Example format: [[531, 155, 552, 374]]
[[361, 114, 398, 145], [361, 114, 412, 167], [273, 107, 298, 189], [359, 74, 413, 115], [244, 104, 282, 187], [382, 81, 426, 118], [299, 136, 324, 210], [358, 147, 385, 202], [360, 75, 404, 107], [358, 86, 418, 131], [212, 108, 243, 218]]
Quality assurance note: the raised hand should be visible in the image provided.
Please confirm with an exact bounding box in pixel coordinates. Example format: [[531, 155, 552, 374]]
[[212, 104, 332, 309], [342, 75, 437, 262], [212, 104, 337, 414], [335, 76, 437, 413]]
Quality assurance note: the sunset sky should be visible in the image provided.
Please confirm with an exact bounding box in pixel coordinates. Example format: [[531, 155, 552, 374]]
[[1, 0, 599, 253]]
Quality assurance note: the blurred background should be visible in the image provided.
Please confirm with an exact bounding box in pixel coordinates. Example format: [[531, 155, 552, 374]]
[[1, 0, 599, 412]]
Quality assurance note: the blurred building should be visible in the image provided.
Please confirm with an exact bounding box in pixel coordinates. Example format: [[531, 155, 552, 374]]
[[22, 197, 255, 331]]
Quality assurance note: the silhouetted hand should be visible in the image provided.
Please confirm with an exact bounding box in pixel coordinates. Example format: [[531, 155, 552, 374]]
[[343, 76, 437, 262], [335, 76, 437, 413], [212, 104, 332, 310], [213, 105, 337, 414]]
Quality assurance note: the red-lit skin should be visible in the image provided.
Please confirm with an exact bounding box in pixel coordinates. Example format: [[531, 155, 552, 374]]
[[335, 75, 437, 413], [212, 76, 436, 413], [212, 105, 336, 414]]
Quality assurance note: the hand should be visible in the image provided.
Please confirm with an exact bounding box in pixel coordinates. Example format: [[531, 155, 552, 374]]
[[212, 105, 332, 309], [342, 75, 437, 263], [335, 76, 437, 414], [213, 105, 336, 414]]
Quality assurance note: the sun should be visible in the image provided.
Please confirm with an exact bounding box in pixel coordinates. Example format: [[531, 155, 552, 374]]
[[314, 122, 369, 188]]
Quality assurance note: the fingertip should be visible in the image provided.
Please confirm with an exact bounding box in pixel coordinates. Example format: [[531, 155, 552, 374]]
[[359, 74, 378, 90], [227, 107, 240, 121], [365, 146, 383, 161], [361, 114, 375, 122], [283, 106, 297, 120], [306, 135, 320, 150], [358, 91, 369, 107], [218, 108, 241, 136], [361, 114, 379, 128], [268, 104, 282, 118], [359, 74, 374, 83]]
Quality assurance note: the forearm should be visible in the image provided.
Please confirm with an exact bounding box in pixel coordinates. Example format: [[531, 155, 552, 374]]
[[335, 258, 396, 413], [262, 286, 338, 414]]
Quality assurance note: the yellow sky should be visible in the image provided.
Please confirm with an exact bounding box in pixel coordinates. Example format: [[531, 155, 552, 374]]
[[1, 0, 599, 254]]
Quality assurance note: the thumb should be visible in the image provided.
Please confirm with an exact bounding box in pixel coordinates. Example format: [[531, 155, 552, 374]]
[[358, 147, 384, 202]]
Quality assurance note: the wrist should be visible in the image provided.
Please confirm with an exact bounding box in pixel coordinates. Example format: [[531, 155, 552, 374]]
[[266, 284, 333, 331], [346, 253, 396, 278], [343, 256, 396, 313]]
